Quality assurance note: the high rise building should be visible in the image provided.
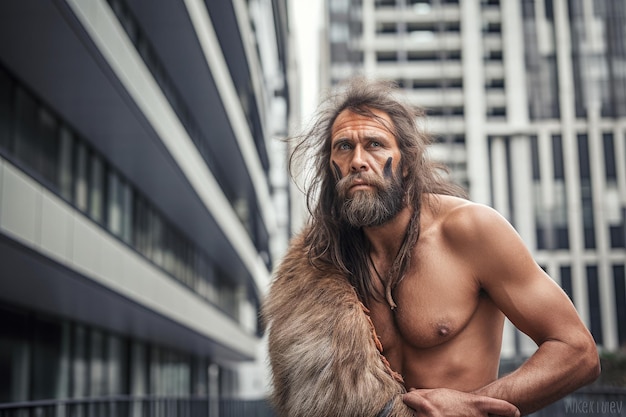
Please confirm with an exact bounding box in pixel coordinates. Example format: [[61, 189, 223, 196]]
[[324, 0, 626, 356], [0, 0, 293, 415]]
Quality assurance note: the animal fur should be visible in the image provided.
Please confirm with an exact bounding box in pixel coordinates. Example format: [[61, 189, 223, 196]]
[[262, 231, 414, 417]]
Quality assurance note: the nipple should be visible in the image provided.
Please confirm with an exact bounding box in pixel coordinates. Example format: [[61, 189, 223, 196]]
[[437, 325, 451, 337]]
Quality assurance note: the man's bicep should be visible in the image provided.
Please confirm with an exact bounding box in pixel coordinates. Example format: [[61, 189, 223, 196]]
[[469, 211, 584, 345], [488, 268, 582, 345], [447, 203, 587, 345]]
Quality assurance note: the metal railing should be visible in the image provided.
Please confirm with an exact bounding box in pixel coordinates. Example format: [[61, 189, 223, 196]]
[[0, 396, 275, 417], [5, 390, 624, 417], [531, 388, 626, 417]]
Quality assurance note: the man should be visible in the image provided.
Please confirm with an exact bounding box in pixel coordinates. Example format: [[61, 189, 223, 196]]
[[265, 77, 599, 417]]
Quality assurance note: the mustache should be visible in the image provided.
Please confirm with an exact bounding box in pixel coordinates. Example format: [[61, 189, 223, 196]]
[[335, 172, 386, 195]]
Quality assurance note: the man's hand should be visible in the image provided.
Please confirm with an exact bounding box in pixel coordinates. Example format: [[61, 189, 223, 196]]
[[402, 388, 521, 417]]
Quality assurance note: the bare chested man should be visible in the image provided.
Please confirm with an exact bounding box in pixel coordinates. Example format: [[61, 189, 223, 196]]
[[268, 77, 599, 416]]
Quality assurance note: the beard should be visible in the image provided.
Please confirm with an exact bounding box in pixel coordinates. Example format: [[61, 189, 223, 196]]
[[335, 166, 404, 228]]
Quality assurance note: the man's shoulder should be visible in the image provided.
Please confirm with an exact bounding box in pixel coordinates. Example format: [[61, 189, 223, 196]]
[[432, 195, 506, 246]]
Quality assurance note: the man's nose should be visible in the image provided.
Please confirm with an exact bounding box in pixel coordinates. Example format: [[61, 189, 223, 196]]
[[350, 146, 368, 172]]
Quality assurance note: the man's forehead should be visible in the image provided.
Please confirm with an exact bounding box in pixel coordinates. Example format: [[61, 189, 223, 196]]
[[331, 108, 394, 136]]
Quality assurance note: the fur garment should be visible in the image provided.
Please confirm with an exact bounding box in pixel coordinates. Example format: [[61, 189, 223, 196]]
[[263, 231, 414, 417]]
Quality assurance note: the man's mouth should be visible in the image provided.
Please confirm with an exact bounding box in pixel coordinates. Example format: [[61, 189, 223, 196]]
[[348, 180, 376, 194], [350, 182, 372, 190]]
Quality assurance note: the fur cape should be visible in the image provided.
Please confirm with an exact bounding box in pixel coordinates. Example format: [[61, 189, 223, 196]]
[[262, 231, 414, 417]]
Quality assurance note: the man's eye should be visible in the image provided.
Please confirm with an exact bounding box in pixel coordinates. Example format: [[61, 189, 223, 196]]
[[339, 142, 352, 150], [370, 141, 381, 148]]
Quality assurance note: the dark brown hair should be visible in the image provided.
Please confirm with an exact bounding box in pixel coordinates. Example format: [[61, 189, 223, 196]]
[[289, 77, 467, 308]]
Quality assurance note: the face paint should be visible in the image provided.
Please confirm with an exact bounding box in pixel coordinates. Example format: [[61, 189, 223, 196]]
[[383, 157, 393, 180], [332, 160, 343, 181]]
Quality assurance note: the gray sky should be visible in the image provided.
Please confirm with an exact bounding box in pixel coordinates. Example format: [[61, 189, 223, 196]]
[[290, 0, 323, 124]]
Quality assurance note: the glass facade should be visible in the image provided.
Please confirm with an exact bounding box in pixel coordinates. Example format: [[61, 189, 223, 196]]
[[0, 64, 247, 323], [569, 0, 626, 118], [105, 0, 271, 266], [0, 303, 273, 417], [0, 0, 292, 414], [523, 0, 560, 120]]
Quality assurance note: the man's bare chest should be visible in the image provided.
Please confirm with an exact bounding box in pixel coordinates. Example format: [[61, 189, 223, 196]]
[[368, 253, 482, 351]]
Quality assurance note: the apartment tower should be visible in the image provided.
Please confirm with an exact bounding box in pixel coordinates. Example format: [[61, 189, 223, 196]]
[[324, 0, 626, 357], [0, 0, 292, 415]]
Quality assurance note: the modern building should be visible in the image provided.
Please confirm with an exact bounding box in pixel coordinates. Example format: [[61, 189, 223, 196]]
[[324, 0, 626, 357], [0, 0, 292, 415]]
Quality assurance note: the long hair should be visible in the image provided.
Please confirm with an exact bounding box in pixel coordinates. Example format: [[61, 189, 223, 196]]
[[290, 77, 467, 308]]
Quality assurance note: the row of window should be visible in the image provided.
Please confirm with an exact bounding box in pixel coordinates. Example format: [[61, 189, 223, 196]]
[[524, 0, 626, 120], [396, 78, 464, 89], [201, 0, 271, 176], [569, 0, 626, 119], [526, 133, 625, 250], [376, 50, 462, 62], [375, 22, 460, 35], [0, 303, 219, 404], [395, 78, 503, 92], [374, 0, 461, 7], [105, 0, 271, 260], [558, 264, 626, 347], [0, 64, 245, 322]]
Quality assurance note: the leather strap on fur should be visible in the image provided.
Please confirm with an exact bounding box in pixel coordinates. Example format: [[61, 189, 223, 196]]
[[362, 303, 405, 384], [375, 398, 396, 417]]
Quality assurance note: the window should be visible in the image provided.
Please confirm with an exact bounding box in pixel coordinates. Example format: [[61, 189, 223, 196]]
[[376, 22, 396, 34], [578, 134, 595, 249], [554, 181, 570, 249], [88, 154, 105, 223], [38, 108, 59, 187], [329, 0, 350, 12], [614, 265, 626, 346], [377, 51, 397, 62], [107, 335, 128, 395], [530, 136, 540, 181], [531, 136, 547, 250], [89, 329, 106, 397], [31, 317, 65, 401], [120, 180, 133, 244], [0, 306, 29, 402], [14, 87, 40, 173], [552, 135, 569, 250], [552, 134, 564, 180], [58, 127, 74, 202], [107, 170, 123, 237], [560, 266, 573, 301], [0, 64, 241, 321], [586, 265, 603, 345], [74, 142, 89, 212], [0, 68, 13, 152], [610, 222, 625, 249], [71, 325, 88, 398], [375, 0, 396, 7], [407, 51, 440, 61], [603, 133, 617, 182], [483, 22, 501, 34]]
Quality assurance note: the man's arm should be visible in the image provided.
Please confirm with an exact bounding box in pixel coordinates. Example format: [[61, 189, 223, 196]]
[[450, 203, 600, 415], [403, 203, 599, 416]]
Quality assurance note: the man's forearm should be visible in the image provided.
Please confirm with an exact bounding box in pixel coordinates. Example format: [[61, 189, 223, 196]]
[[473, 340, 600, 415]]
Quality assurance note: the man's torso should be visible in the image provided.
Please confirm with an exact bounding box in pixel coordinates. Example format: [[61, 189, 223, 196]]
[[367, 196, 505, 391]]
